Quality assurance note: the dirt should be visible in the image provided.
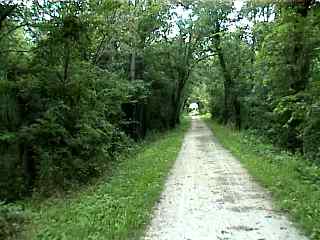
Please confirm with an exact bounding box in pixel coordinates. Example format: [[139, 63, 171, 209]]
[[144, 117, 308, 240]]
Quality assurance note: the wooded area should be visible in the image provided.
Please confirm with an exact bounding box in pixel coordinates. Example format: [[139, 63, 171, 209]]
[[0, 0, 319, 204], [1, 0, 320, 239], [202, 0, 320, 159], [1, 0, 190, 201]]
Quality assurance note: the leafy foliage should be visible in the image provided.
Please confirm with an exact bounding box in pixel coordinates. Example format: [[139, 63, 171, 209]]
[[0, 202, 26, 240], [24, 120, 189, 240], [1, 0, 320, 238], [197, 1, 320, 162], [0, 0, 192, 202]]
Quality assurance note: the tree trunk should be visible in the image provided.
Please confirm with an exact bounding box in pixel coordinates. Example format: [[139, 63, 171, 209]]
[[63, 41, 70, 83], [234, 97, 241, 130], [130, 51, 136, 81], [20, 143, 36, 194], [0, 4, 17, 31], [128, 52, 147, 140], [214, 33, 233, 124], [285, 0, 311, 93]]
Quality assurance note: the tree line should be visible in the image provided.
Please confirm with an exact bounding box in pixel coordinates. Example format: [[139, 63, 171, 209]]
[[197, 0, 320, 163], [1, 0, 320, 202], [0, 0, 197, 201]]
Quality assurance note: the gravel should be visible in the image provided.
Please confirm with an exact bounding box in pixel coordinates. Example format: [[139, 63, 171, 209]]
[[144, 117, 308, 240]]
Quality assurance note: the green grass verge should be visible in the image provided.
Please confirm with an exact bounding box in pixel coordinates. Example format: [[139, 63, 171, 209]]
[[205, 118, 320, 240], [21, 119, 190, 240]]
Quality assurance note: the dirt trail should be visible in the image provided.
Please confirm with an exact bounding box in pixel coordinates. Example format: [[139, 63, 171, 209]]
[[144, 117, 308, 240]]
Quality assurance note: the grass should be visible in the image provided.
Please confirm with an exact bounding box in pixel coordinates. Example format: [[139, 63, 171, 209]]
[[205, 118, 320, 240], [20, 119, 190, 240]]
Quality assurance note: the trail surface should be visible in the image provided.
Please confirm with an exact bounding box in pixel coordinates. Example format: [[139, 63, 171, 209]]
[[144, 117, 308, 240]]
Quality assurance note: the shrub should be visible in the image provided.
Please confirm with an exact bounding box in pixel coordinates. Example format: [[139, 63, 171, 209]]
[[303, 105, 320, 163], [0, 202, 26, 240]]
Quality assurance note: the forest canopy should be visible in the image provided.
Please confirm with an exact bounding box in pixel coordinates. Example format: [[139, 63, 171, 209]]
[[0, 0, 320, 203]]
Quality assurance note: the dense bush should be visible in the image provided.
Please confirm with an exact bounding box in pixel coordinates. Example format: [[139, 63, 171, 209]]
[[0, 60, 135, 199], [303, 105, 320, 163], [201, 1, 320, 162], [0, 202, 26, 240], [0, 1, 192, 201]]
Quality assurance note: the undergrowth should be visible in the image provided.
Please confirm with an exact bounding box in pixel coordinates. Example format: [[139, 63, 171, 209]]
[[18, 118, 189, 240], [0, 203, 26, 240]]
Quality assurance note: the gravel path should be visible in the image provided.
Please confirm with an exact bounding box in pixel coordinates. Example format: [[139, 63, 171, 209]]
[[144, 117, 308, 240]]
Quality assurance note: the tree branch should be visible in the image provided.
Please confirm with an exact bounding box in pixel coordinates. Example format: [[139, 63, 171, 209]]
[[195, 53, 218, 64], [0, 4, 17, 30], [0, 23, 30, 41], [0, 45, 42, 54], [0, 49, 30, 54]]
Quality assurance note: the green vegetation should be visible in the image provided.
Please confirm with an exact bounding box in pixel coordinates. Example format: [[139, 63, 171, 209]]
[[0, 203, 26, 240], [199, 1, 320, 163], [0, 1, 195, 202], [1, 0, 320, 239], [21, 119, 189, 240], [205, 118, 320, 239]]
